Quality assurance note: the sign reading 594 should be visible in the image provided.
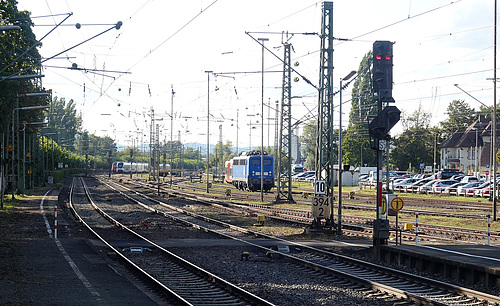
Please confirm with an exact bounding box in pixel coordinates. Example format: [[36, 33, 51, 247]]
[[312, 195, 330, 218]]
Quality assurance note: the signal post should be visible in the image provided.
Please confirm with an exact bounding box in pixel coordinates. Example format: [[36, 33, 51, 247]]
[[369, 41, 400, 246]]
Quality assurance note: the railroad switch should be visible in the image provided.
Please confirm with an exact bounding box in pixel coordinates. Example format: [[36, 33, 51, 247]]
[[240, 251, 250, 261]]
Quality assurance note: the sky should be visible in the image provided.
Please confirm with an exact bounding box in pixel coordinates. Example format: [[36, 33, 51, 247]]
[[16, 0, 496, 152]]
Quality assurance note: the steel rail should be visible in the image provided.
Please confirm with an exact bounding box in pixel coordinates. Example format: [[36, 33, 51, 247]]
[[103, 177, 500, 305], [70, 176, 275, 306]]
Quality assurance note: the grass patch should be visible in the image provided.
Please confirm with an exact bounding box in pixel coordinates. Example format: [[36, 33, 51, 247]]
[[169, 179, 500, 233]]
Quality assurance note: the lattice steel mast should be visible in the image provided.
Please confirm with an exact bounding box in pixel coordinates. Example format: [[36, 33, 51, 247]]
[[275, 43, 294, 203], [312, 2, 334, 228], [149, 107, 157, 181]]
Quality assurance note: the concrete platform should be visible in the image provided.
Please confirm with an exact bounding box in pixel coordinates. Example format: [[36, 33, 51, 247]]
[[375, 243, 500, 289], [1, 188, 161, 305]]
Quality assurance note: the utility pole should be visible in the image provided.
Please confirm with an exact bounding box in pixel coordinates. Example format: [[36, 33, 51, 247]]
[[205, 71, 213, 193], [274, 100, 279, 177], [236, 109, 239, 155], [170, 85, 175, 187], [493, 0, 497, 220], [149, 107, 156, 181], [218, 124, 223, 182], [258, 37, 268, 202]]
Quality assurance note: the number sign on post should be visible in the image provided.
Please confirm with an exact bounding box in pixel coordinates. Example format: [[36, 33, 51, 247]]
[[312, 195, 330, 218], [315, 180, 326, 195]]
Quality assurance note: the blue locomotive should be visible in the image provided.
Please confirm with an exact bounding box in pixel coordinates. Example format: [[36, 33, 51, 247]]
[[224, 150, 275, 192]]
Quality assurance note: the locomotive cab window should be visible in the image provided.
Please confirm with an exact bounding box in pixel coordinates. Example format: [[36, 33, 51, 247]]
[[251, 159, 260, 166], [264, 159, 272, 166]]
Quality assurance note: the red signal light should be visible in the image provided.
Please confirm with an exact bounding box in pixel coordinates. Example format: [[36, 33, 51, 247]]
[[385, 56, 391, 60], [376, 55, 382, 60]]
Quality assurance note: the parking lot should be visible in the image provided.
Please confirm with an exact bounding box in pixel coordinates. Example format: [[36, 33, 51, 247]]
[[358, 170, 497, 198]]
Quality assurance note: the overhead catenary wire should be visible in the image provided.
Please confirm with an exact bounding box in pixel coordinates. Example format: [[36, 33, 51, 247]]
[[24, 0, 490, 147]]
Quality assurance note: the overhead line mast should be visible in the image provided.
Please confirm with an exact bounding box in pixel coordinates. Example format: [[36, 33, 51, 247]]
[[275, 42, 294, 203], [312, 1, 334, 229]]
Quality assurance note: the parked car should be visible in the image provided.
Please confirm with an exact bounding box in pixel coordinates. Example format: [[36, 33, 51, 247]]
[[292, 171, 314, 180], [465, 181, 490, 197], [418, 179, 440, 194], [436, 169, 465, 180], [476, 181, 499, 197], [392, 171, 413, 178], [443, 182, 467, 195], [304, 175, 316, 182], [392, 178, 406, 185], [450, 174, 465, 181], [431, 180, 458, 194], [456, 182, 483, 196], [460, 176, 480, 184], [359, 174, 369, 181], [403, 178, 433, 193], [413, 173, 431, 180], [298, 171, 315, 181], [472, 182, 492, 197], [394, 178, 420, 192], [478, 187, 492, 198]]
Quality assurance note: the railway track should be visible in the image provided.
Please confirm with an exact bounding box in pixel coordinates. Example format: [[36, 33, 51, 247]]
[[113, 174, 492, 218], [101, 176, 500, 305], [135, 176, 493, 219], [69, 175, 274, 305], [111, 176, 499, 244]]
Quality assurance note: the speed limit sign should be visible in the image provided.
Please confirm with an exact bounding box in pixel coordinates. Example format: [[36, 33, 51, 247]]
[[315, 180, 326, 195]]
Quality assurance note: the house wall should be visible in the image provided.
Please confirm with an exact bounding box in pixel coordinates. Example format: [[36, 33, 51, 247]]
[[440, 143, 483, 176]]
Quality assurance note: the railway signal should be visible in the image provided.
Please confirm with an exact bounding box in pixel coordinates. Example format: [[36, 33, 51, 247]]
[[371, 41, 398, 246], [368, 105, 401, 140], [373, 40, 393, 102]]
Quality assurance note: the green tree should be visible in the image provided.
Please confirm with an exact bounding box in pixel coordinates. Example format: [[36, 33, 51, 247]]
[[213, 140, 235, 174], [300, 119, 340, 171], [391, 105, 435, 172], [440, 99, 477, 136], [343, 124, 375, 167], [75, 131, 90, 156], [343, 51, 377, 167], [47, 97, 82, 151], [300, 120, 317, 171], [0, 0, 46, 140], [401, 103, 432, 131], [348, 51, 376, 127]]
